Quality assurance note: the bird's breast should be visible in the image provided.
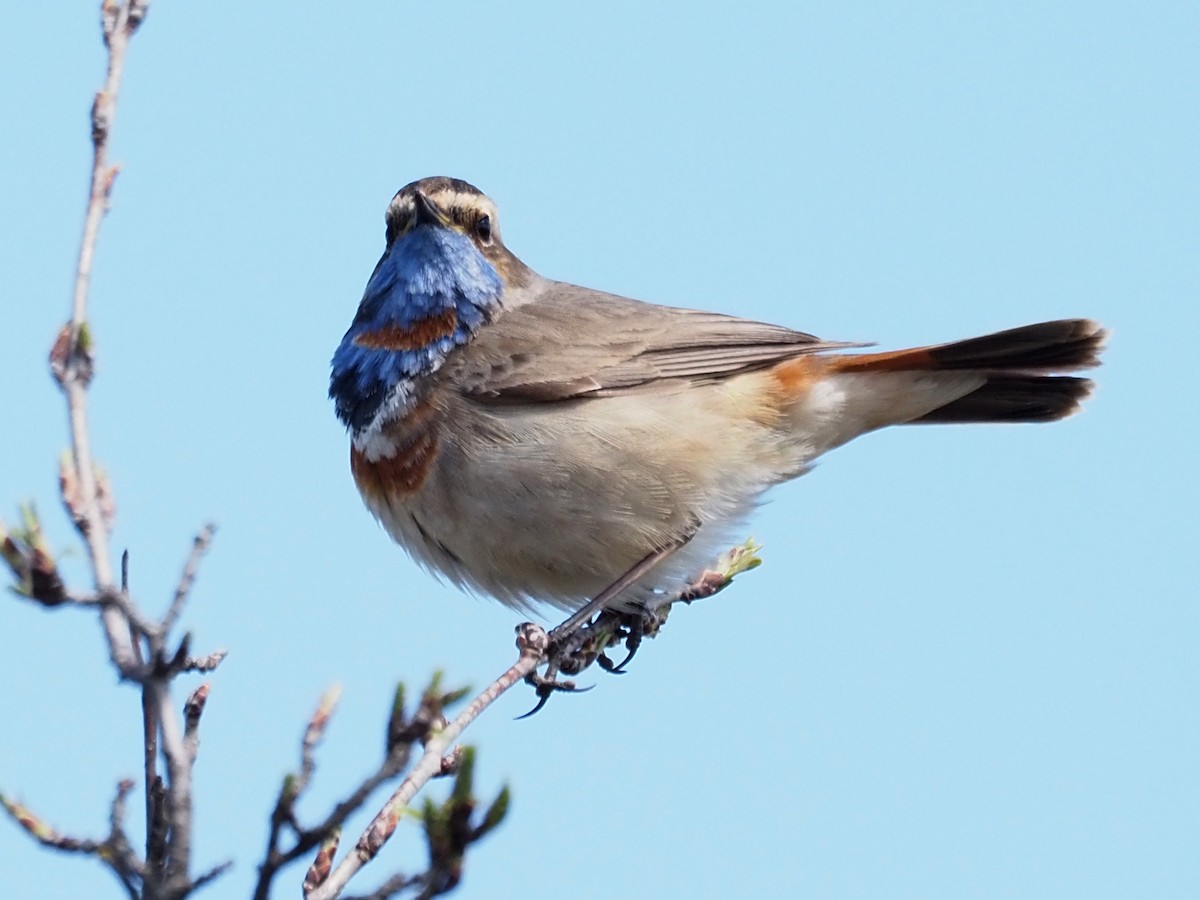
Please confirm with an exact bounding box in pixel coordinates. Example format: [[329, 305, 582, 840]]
[[350, 397, 443, 501]]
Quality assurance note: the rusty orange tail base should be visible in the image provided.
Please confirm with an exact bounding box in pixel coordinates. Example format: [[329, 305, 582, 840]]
[[822, 319, 1107, 424]]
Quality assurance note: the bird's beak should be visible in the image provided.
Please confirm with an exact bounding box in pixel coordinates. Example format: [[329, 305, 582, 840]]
[[412, 190, 450, 228]]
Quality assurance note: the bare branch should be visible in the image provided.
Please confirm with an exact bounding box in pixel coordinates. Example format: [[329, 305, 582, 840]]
[[190, 860, 234, 894], [154, 680, 193, 892], [257, 674, 483, 899], [305, 625, 546, 900], [163, 525, 216, 635], [91, 585, 161, 644], [104, 779, 144, 898], [301, 686, 343, 796], [45, 0, 160, 675], [0, 793, 103, 855], [145, 777, 169, 886], [0, 781, 145, 900], [255, 686, 374, 900], [8, 6, 238, 900]]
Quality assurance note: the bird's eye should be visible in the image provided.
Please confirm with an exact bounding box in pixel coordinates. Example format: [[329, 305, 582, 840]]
[[475, 215, 493, 243]]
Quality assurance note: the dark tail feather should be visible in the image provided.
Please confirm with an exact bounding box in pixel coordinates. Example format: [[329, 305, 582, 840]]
[[923, 319, 1107, 372], [912, 374, 1095, 424], [914, 319, 1105, 425], [829, 319, 1108, 425]]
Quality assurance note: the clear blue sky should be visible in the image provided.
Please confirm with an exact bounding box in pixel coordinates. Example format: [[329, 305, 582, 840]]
[[2, 2, 1196, 898]]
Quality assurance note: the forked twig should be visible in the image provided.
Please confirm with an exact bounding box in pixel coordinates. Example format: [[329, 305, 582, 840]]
[[303, 626, 546, 900], [2, 4, 233, 898]]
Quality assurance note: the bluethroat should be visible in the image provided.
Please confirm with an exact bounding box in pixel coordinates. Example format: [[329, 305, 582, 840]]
[[330, 177, 1106, 621]]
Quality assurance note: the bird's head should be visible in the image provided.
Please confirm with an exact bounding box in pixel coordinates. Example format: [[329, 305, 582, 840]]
[[381, 177, 533, 288], [329, 177, 531, 437]]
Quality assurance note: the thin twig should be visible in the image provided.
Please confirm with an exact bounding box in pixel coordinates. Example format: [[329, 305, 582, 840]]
[[255, 686, 413, 900], [0, 793, 102, 854], [300, 686, 342, 798], [104, 779, 144, 899], [163, 524, 215, 636], [0, 783, 144, 900], [72, 1, 148, 326], [191, 860, 235, 893], [305, 626, 547, 900], [5, 5, 235, 899], [180, 649, 229, 673], [88, 585, 160, 644], [58, 0, 154, 676]]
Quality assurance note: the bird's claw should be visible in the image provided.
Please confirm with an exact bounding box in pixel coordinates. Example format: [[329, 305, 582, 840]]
[[516, 671, 592, 718], [517, 561, 740, 714], [598, 629, 645, 674], [518, 606, 667, 712]]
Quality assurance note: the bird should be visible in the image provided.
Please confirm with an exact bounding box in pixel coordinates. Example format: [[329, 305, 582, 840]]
[[330, 176, 1106, 620]]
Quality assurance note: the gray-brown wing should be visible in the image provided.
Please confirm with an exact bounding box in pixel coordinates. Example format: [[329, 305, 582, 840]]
[[447, 281, 865, 403]]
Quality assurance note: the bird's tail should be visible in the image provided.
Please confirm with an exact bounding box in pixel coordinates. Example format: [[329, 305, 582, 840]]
[[825, 319, 1107, 424]]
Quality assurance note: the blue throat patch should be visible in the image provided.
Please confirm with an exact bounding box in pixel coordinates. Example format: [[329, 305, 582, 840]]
[[330, 225, 504, 432]]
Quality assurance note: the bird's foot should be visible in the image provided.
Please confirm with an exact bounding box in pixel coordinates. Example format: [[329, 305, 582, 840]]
[[516, 539, 764, 716], [517, 606, 668, 716]]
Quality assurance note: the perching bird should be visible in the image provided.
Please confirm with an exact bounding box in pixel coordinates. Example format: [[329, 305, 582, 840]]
[[330, 176, 1105, 616]]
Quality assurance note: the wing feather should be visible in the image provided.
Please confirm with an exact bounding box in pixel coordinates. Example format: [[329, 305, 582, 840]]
[[446, 282, 864, 403]]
